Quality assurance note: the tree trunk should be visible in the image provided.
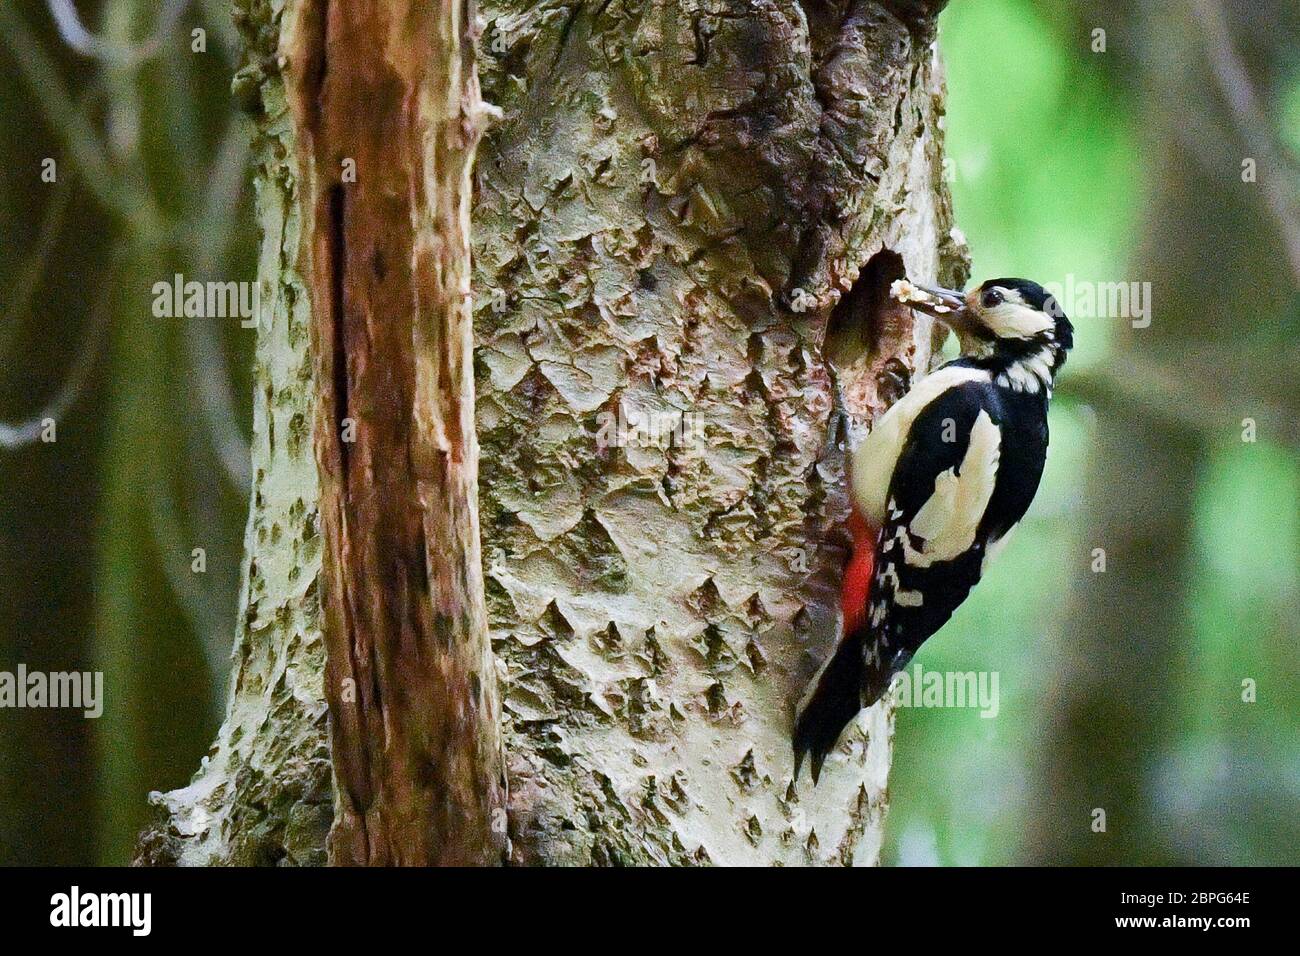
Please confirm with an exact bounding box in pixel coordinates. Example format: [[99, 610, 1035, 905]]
[[290, 0, 507, 867], [138, 0, 964, 866]]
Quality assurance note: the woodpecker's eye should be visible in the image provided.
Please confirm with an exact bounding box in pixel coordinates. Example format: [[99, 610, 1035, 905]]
[[981, 288, 1004, 309]]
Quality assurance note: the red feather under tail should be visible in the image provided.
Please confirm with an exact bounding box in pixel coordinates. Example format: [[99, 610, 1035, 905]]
[[793, 507, 881, 783], [840, 507, 878, 638]]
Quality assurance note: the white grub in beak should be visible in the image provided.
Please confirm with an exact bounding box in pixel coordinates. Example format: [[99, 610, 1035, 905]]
[[889, 279, 968, 324]]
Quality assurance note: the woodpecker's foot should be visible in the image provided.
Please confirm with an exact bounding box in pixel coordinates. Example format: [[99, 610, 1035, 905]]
[[876, 357, 911, 408]]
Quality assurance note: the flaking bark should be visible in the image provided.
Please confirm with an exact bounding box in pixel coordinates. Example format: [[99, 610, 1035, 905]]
[[475, 0, 963, 866]]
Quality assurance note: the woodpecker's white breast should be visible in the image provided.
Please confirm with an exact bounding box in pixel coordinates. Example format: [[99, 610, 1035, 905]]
[[850, 365, 990, 526]]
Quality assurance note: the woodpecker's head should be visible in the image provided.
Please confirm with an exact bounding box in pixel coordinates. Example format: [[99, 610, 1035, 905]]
[[907, 278, 1072, 352], [898, 277, 1074, 387]]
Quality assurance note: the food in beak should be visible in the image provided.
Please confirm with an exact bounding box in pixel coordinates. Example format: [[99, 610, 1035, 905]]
[[889, 279, 967, 321]]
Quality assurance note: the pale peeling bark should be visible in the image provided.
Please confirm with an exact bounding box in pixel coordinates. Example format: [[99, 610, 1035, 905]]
[[474, 0, 965, 865], [138, 0, 965, 866], [135, 2, 334, 868]]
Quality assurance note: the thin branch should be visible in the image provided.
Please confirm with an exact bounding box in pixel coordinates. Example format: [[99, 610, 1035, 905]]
[[192, 120, 249, 269], [0, 290, 108, 449], [0, 176, 72, 359], [1060, 354, 1298, 449], [186, 322, 251, 489], [183, 415, 244, 680], [182, 119, 253, 489], [46, 0, 189, 67], [1195, 0, 1300, 282], [0, 3, 159, 229], [147, 473, 228, 679]]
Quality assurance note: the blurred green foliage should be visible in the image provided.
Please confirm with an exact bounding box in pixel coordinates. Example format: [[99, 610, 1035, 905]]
[[885, 0, 1299, 865], [1280, 68, 1300, 158], [940, 0, 1138, 368], [0, 0, 251, 864]]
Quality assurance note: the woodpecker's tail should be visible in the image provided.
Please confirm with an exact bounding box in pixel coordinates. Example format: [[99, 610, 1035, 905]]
[[793, 626, 901, 783], [793, 629, 864, 783], [794, 509, 884, 783]]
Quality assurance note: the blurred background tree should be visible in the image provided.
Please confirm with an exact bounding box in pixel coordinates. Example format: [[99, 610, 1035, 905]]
[[0, 0, 254, 864], [0, 0, 1294, 865]]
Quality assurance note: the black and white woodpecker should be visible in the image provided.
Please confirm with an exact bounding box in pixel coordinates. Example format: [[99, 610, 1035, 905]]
[[794, 277, 1074, 782]]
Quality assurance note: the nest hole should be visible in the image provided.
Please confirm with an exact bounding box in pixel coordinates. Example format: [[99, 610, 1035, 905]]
[[824, 249, 917, 419], [825, 250, 909, 365]]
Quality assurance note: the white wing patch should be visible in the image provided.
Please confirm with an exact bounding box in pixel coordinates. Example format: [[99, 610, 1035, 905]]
[[850, 365, 990, 526], [902, 409, 1002, 567]]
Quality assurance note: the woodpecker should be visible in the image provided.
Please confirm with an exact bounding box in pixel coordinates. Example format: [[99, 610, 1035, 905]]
[[794, 277, 1074, 782]]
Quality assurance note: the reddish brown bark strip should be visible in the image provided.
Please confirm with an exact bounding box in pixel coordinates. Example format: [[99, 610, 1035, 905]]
[[285, 0, 506, 865]]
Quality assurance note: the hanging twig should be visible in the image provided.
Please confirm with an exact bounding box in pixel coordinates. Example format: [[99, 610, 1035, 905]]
[[0, 176, 72, 359], [147, 471, 229, 679], [192, 120, 249, 268], [183, 119, 253, 489], [1196, 0, 1300, 282], [0, 3, 160, 228], [186, 321, 252, 488], [0, 289, 108, 449]]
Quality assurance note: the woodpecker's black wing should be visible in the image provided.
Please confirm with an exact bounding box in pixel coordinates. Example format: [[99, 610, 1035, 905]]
[[796, 376, 1047, 781], [864, 382, 1004, 686]]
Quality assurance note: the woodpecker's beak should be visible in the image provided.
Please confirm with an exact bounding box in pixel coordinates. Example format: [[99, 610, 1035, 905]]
[[909, 285, 968, 324], [904, 284, 979, 343]]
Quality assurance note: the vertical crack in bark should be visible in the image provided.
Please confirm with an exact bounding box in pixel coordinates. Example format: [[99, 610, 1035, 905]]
[[326, 184, 352, 482], [304, 0, 331, 131]]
